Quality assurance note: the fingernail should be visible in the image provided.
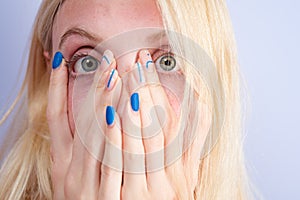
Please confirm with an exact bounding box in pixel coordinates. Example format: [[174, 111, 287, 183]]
[[139, 50, 154, 71], [130, 93, 139, 112], [52, 52, 63, 69], [146, 60, 154, 69], [107, 69, 116, 89], [106, 106, 115, 126], [137, 62, 144, 82], [102, 50, 114, 67]]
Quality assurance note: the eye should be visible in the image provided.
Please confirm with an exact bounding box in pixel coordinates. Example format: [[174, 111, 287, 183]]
[[74, 55, 100, 73], [155, 54, 177, 72]]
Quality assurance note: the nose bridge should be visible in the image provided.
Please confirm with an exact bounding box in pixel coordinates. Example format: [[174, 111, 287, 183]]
[[115, 50, 139, 77]]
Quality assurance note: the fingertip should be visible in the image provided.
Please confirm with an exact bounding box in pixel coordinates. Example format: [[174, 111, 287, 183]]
[[102, 50, 114, 64], [52, 52, 64, 69], [106, 106, 115, 126], [94, 50, 117, 87], [49, 57, 68, 86], [139, 49, 154, 71], [138, 49, 151, 60], [106, 69, 119, 90], [130, 93, 140, 112], [100, 50, 115, 72]]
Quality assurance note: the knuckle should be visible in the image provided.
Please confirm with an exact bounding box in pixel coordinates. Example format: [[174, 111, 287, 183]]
[[50, 66, 68, 83], [64, 174, 78, 197], [64, 175, 92, 200], [46, 106, 65, 123], [77, 192, 91, 200], [122, 187, 149, 200], [101, 164, 120, 178], [50, 146, 55, 162], [50, 167, 60, 184], [147, 135, 164, 150], [107, 133, 121, 146]]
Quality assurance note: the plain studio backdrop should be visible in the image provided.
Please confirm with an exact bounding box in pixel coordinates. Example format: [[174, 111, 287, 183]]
[[0, 1, 299, 199]]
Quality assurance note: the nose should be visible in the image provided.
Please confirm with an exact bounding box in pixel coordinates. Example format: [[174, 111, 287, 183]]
[[114, 50, 140, 77]]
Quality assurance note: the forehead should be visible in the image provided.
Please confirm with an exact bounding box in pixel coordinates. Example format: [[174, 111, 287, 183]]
[[52, 0, 163, 51]]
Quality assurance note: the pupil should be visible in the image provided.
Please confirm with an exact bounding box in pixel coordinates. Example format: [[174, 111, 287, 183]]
[[86, 60, 93, 68], [159, 55, 176, 71], [164, 59, 171, 66]]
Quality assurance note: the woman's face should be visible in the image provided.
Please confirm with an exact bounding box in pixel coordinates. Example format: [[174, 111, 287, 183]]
[[51, 0, 185, 133]]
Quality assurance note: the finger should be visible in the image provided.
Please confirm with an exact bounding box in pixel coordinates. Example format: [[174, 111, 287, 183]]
[[139, 49, 182, 160], [66, 50, 119, 198], [133, 59, 165, 160], [48, 52, 73, 160], [99, 106, 122, 200], [138, 50, 176, 127], [138, 50, 180, 150], [72, 49, 117, 169], [121, 66, 147, 190], [183, 102, 212, 189], [124, 61, 167, 193], [47, 52, 73, 198], [138, 51, 178, 190], [97, 57, 122, 199], [188, 102, 211, 160], [122, 96, 148, 189]]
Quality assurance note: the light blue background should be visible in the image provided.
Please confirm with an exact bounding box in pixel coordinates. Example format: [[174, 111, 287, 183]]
[[0, 1, 299, 199]]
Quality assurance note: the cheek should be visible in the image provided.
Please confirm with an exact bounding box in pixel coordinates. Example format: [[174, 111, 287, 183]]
[[157, 72, 185, 116], [68, 74, 95, 134], [163, 86, 182, 116]]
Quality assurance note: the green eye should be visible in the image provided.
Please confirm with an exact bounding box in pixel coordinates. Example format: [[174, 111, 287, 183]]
[[73, 55, 99, 73], [156, 54, 177, 71], [81, 56, 99, 72]]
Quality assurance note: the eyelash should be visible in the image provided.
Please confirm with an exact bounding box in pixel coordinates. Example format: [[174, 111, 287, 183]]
[[152, 50, 171, 61], [66, 49, 178, 74], [65, 52, 89, 71]]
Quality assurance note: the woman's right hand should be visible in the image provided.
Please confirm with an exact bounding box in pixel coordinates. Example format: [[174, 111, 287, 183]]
[[47, 50, 123, 200]]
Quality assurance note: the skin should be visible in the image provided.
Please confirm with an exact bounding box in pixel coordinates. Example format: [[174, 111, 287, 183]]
[[52, 0, 184, 133], [46, 0, 209, 199]]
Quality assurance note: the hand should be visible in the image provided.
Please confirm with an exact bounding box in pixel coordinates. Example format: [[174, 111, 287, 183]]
[[115, 50, 179, 199], [47, 50, 208, 199], [47, 50, 123, 199], [111, 50, 203, 199]]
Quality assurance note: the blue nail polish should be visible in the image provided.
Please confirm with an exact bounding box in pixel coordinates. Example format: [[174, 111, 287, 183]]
[[102, 55, 110, 65], [107, 69, 116, 88], [106, 106, 115, 126], [146, 60, 153, 69], [130, 93, 139, 112], [52, 52, 63, 69]]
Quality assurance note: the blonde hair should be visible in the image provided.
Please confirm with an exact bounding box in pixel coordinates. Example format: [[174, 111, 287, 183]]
[[0, 0, 255, 199]]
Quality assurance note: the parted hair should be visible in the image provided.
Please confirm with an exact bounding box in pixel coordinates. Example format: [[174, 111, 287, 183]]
[[0, 0, 255, 199]]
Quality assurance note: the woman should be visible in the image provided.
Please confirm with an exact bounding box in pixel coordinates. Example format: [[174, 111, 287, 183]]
[[0, 0, 254, 199]]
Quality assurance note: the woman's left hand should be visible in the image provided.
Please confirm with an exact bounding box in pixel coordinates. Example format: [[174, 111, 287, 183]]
[[100, 50, 204, 199]]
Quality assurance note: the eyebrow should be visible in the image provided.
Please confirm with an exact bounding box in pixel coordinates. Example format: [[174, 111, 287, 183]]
[[59, 27, 102, 49], [146, 31, 167, 43], [59, 28, 167, 49]]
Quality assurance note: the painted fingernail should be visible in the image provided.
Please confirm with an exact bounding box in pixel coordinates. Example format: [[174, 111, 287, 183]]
[[137, 62, 144, 82], [107, 69, 117, 89], [102, 50, 114, 67], [140, 50, 154, 71], [106, 106, 115, 126], [146, 60, 154, 69], [130, 93, 139, 112], [52, 52, 63, 69]]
